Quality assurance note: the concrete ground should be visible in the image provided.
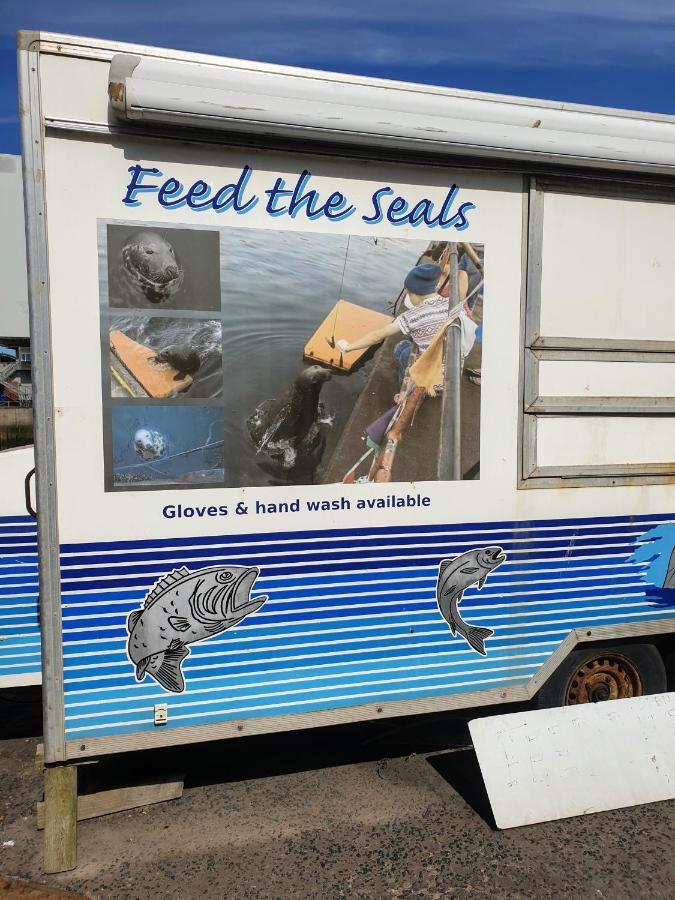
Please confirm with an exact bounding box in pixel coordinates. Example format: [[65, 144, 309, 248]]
[[1, 687, 673, 900]]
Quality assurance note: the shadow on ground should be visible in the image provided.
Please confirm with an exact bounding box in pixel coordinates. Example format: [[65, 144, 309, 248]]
[[2, 688, 673, 900], [428, 748, 496, 829], [0, 686, 42, 741], [0, 686, 532, 802]]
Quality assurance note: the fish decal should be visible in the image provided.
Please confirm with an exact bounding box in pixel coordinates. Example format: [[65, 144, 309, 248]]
[[127, 565, 268, 693], [435, 546, 506, 656]]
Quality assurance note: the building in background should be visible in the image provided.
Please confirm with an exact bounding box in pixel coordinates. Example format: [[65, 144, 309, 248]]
[[0, 154, 32, 446], [0, 340, 32, 406]]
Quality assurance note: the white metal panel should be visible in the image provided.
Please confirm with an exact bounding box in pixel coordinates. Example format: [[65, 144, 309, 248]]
[[470, 692, 675, 829], [538, 359, 675, 398], [0, 155, 29, 338], [539, 191, 675, 343], [0, 445, 34, 512], [39, 53, 109, 127], [40, 130, 543, 542], [35, 78, 675, 528], [535, 416, 675, 467]]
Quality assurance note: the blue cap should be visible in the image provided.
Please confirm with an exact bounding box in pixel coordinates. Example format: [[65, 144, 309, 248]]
[[404, 263, 441, 296]]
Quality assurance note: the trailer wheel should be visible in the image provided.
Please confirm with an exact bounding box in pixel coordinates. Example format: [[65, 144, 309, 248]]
[[536, 643, 666, 708]]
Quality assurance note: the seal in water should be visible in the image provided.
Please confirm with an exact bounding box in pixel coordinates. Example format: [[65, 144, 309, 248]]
[[119, 231, 184, 305], [247, 365, 332, 470], [133, 428, 167, 461], [151, 344, 201, 381]]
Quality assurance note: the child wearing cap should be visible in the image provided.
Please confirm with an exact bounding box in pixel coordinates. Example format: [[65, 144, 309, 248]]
[[337, 262, 471, 384]]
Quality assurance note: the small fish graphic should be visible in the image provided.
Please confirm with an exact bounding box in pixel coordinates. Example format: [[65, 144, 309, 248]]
[[127, 565, 267, 693], [435, 546, 506, 655]]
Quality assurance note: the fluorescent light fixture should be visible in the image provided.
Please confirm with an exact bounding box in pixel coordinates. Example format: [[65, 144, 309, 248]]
[[109, 54, 675, 173]]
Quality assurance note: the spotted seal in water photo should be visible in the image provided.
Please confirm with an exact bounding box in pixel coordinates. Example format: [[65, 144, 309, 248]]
[[151, 344, 202, 381], [247, 365, 332, 470], [133, 428, 167, 461], [119, 230, 184, 305]]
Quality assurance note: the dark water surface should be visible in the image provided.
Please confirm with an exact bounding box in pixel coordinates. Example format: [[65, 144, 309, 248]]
[[218, 229, 428, 487]]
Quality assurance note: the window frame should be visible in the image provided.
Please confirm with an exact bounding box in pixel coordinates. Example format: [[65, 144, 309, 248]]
[[519, 176, 675, 489]]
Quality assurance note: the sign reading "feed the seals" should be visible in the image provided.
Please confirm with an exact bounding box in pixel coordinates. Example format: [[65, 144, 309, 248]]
[[122, 164, 477, 230]]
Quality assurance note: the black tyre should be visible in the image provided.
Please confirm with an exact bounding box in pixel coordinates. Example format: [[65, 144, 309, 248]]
[[536, 643, 667, 709]]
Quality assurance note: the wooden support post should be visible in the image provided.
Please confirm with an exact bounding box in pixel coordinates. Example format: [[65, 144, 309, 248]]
[[43, 764, 77, 874]]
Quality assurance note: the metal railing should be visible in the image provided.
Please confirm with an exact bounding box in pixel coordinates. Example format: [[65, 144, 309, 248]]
[[437, 243, 462, 480]]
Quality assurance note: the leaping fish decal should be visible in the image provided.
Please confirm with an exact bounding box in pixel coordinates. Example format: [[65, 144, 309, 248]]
[[435, 546, 506, 655], [127, 565, 268, 693]]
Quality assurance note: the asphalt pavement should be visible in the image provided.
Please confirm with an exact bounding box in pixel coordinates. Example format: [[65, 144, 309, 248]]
[[1, 687, 673, 900]]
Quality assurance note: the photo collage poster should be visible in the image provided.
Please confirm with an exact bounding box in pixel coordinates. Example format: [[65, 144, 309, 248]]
[[99, 222, 484, 491]]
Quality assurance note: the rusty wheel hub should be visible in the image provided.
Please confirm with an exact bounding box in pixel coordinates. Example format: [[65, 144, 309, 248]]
[[564, 653, 643, 704]]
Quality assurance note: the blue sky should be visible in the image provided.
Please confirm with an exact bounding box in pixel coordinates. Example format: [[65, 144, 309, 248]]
[[2, 0, 675, 154]]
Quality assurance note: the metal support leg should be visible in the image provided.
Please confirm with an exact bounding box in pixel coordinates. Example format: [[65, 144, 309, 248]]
[[438, 243, 462, 480]]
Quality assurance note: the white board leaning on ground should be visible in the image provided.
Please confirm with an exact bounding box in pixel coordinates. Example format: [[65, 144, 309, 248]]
[[470, 692, 675, 829]]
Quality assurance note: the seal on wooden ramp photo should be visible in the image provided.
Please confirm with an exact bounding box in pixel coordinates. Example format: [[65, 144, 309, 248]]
[[110, 330, 193, 397]]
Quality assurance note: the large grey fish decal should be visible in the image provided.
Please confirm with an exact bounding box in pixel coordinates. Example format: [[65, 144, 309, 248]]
[[127, 565, 268, 693], [436, 546, 506, 655]]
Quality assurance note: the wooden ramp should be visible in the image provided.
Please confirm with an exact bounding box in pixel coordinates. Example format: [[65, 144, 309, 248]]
[[304, 300, 393, 372], [110, 331, 192, 398]]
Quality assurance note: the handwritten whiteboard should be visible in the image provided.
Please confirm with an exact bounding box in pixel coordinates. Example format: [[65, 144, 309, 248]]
[[470, 692, 675, 828]]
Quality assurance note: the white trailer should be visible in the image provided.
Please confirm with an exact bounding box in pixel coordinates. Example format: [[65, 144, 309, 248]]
[[0, 445, 39, 687], [16, 31, 675, 870]]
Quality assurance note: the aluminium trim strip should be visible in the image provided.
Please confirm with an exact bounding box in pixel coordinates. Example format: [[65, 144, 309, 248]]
[[17, 37, 66, 762]]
